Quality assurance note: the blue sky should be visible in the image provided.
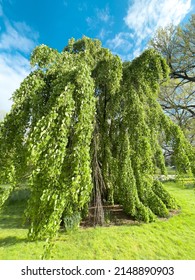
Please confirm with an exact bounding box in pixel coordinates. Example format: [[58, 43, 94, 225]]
[[0, 0, 194, 112]]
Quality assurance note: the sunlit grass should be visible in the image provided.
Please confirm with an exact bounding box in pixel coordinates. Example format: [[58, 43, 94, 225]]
[[0, 181, 195, 260]]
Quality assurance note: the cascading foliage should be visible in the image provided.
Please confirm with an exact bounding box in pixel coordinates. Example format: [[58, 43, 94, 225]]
[[0, 37, 194, 242]]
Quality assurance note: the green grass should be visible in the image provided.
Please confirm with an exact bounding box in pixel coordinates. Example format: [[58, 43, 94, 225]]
[[0, 181, 195, 260]]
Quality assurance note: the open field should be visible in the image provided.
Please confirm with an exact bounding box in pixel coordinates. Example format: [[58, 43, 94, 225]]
[[0, 181, 195, 260]]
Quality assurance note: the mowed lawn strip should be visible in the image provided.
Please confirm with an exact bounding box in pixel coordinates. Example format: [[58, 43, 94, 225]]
[[0, 181, 195, 260]]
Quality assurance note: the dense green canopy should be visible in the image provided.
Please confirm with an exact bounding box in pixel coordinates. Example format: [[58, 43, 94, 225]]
[[0, 37, 194, 244]]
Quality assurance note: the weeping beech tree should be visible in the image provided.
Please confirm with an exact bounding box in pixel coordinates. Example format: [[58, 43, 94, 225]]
[[0, 37, 195, 242]]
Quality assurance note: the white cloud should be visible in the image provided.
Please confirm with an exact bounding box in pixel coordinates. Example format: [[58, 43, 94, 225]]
[[133, 47, 142, 58], [0, 52, 30, 111], [106, 32, 133, 52], [0, 20, 38, 54], [0, 18, 38, 111], [107, 0, 191, 60], [98, 28, 112, 40], [96, 6, 111, 23], [124, 0, 191, 40]]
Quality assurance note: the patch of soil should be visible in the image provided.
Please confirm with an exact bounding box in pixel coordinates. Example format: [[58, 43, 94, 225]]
[[80, 205, 140, 228], [80, 205, 181, 228]]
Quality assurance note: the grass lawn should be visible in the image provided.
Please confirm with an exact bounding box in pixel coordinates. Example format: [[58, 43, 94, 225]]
[[0, 181, 195, 260]]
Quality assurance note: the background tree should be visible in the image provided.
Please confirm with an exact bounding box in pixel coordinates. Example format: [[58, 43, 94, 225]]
[[150, 15, 195, 151], [150, 14, 195, 85], [0, 37, 194, 250], [159, 80, 195, 143]]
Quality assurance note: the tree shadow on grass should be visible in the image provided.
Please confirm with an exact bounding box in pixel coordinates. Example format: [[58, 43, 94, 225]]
[[0, 202, 28, 230], [0, 236, 28, 248], [0, 189, 30, 229]]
